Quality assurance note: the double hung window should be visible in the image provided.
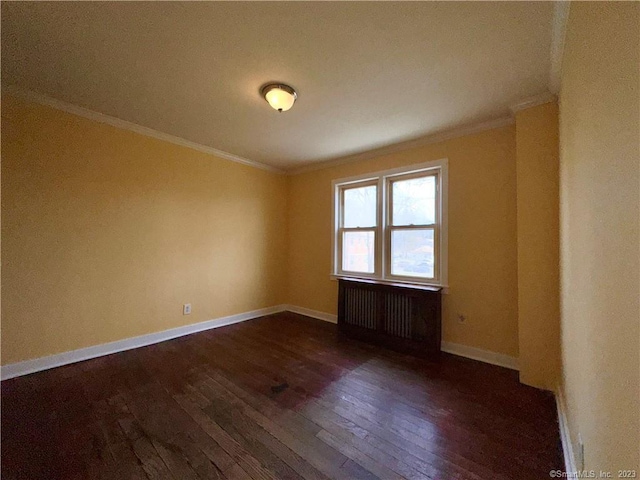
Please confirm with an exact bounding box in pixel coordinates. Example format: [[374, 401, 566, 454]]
[[333, 160, 447, 286]]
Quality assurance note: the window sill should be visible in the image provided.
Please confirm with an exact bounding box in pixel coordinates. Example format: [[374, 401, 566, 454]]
[[330, 274, 449, 294]]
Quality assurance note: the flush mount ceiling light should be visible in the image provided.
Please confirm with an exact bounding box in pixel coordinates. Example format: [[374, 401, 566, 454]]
[[261, 83, 297, 112]]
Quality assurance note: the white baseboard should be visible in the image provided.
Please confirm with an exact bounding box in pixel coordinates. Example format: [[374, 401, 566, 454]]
[[556, 386, 577, 473], [285, 305, 518, 370], [284, 305, 338, 324], [440, 341, 519, 370], [1, 305, 287, 380], [1, 305, 517, 380]]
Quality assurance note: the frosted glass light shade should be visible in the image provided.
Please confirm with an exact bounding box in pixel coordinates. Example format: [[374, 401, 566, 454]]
[[261, 84, 297, 112]]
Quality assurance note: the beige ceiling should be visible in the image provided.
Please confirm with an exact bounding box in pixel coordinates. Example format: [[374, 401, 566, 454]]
[[2, 2, 554, 170]]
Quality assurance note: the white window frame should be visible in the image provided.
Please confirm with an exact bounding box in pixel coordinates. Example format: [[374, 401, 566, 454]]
[[336, 179, 381, 279], [331, 159, 448, 288]]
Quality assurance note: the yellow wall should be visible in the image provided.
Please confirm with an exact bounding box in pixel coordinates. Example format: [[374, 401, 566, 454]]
[[515, 102, 560, 390], [1, 94, 288, 364], [288, 126, 520, 357], [559, 2, 639, 472], [3, 94, 523, 365]]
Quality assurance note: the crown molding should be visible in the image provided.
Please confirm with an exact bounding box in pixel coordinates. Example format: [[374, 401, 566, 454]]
[[509, 91, 557, 115], [549, 1, 571, 94], [288, 115, 515, 176], [6, 86, 545, 176], [2, 85, 284, 174]]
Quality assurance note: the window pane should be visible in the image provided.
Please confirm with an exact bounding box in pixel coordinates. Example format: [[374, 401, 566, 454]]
[[343, 185, 377, 228], [342, 231, 375, 273], [391, 229, 434, 278], [392, 175, 436, 226]]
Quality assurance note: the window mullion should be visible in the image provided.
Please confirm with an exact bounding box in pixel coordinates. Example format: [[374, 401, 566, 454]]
[[377, 177, 384, 279]]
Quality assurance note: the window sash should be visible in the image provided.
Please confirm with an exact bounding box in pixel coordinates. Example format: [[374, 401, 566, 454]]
[[388, 171, 439, 227], [339, 180, 378, 229], [339, 228, 377, 275], [386, 226, 438, 281]]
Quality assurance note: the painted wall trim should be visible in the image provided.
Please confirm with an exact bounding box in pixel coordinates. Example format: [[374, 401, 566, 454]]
[[509, 91, 557, 114], [549, 1, 571, 94], [4, 87, 517, 177], [286, 305, 519, 369], [440, 341, 519, 371], [1, 305, 287, 380], [288, 116, 515, 176], [2, 85, 283, 174], [1, 304, 518, 379], [284, 305, 338, 324], [556, 386, 578, 474]]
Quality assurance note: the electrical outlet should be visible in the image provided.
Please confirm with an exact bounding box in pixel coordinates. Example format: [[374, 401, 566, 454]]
[[457, 314, 467, 324], [183, 303, 192, 315], [577, 433, 585, 471]]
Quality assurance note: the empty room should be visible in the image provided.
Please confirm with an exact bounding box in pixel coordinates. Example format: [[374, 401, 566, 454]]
[[1, 2, 638, 479]]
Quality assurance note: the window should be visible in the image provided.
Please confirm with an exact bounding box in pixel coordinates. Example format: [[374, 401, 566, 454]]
[[332, 159, 448, 286]]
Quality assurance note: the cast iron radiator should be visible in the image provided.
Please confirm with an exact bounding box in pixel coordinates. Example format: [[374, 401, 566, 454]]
[[337, 277, 442, 356]]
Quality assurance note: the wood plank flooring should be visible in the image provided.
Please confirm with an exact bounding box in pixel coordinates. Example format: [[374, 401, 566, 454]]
[[1, 312, 563, 479]]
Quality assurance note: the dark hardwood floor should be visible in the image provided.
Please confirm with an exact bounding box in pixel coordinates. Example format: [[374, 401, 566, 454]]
[[1, 312, 563, 480]]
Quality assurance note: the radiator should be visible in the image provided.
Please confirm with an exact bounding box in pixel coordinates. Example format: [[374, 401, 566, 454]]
[[338, 278, 442, 356]]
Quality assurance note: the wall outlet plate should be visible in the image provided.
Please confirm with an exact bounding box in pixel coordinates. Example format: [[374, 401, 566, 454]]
[[183, 303, 191, 315]]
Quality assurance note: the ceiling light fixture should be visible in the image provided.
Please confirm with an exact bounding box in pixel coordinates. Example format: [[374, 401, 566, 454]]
[[261, 83, 297, 112]]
